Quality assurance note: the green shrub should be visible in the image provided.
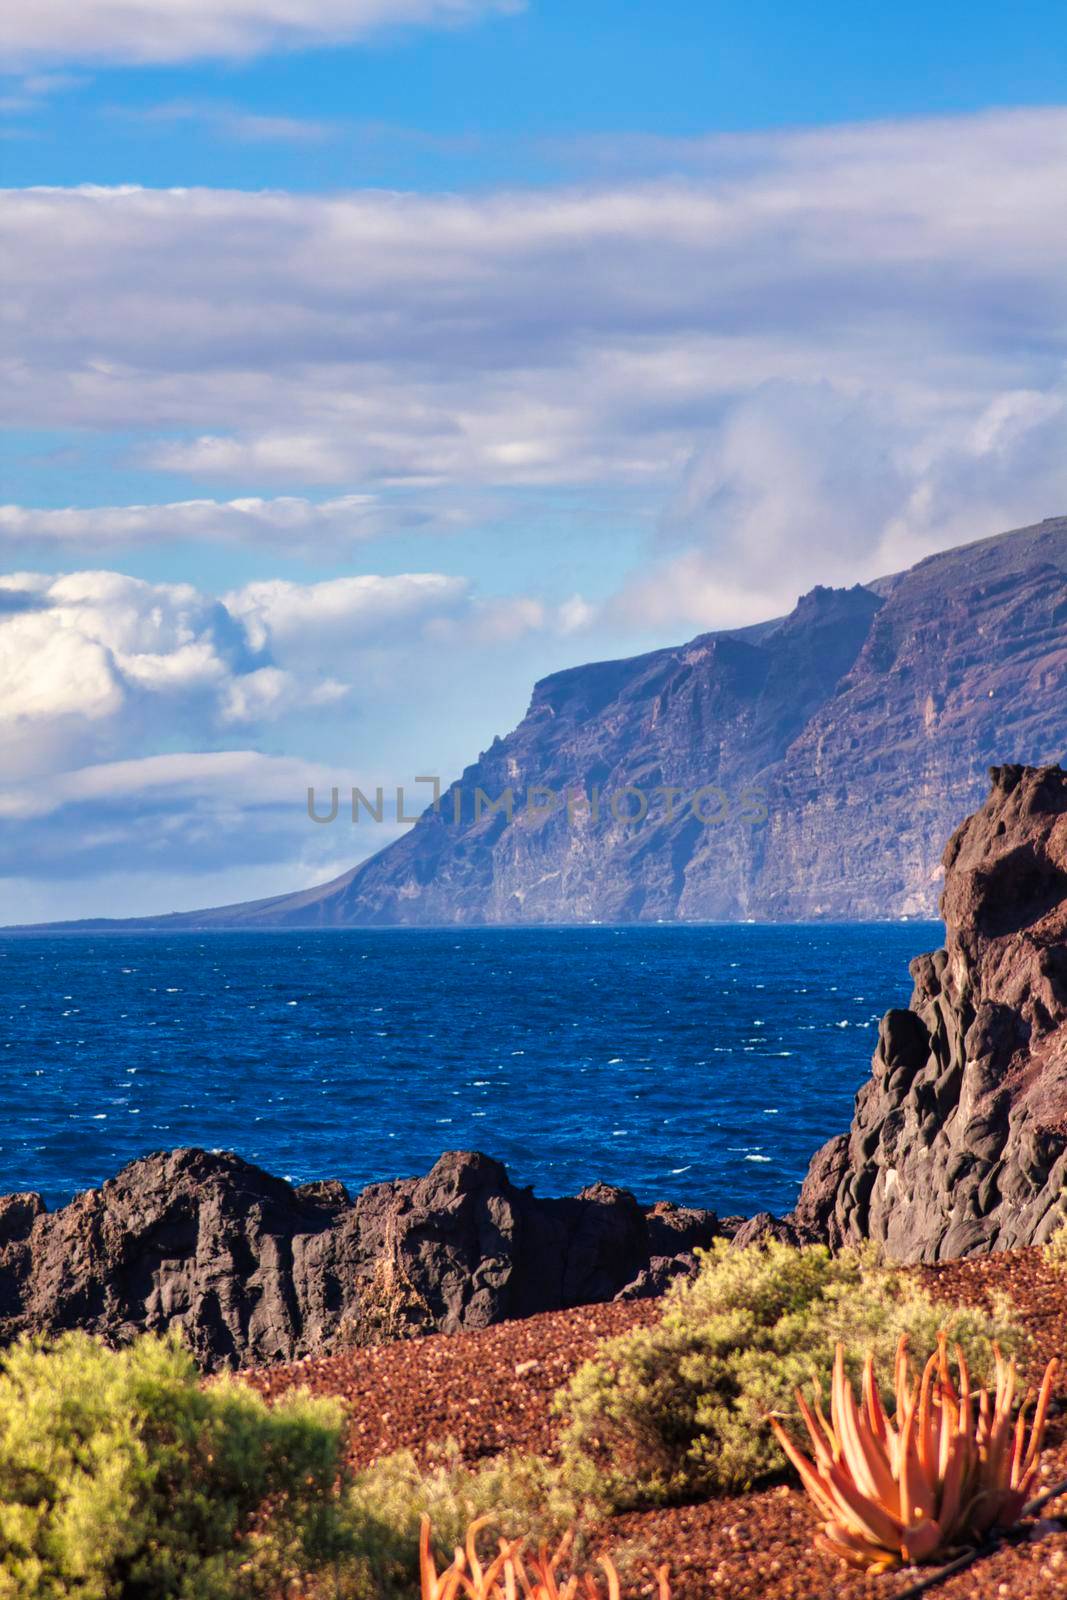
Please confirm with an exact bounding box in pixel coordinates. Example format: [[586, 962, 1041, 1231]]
[[554, 1239, 1024, 1508], [344, 1443, 591, 1597], [1044, 1216, 1067, 1269], [0, 1331, 363, 1600]]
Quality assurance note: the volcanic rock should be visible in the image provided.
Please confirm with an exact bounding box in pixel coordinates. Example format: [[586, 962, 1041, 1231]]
[[795, 764, 1067, 1261], [0, 1148, 718, 1369]]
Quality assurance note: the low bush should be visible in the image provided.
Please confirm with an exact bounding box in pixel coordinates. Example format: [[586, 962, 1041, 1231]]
[[554, 1239, 1025, 1508], [1044, 1217, 1067, 1269], [0, 1331, 361, 1600], [345, 1443, 592, 1596]]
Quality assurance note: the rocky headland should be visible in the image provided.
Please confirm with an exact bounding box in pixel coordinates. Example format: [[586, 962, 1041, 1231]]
[[795, 763, 1067, 1260]]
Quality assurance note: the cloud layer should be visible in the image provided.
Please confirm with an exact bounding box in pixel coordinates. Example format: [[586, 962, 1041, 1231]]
[[3, 0, 519, 66], [0, 495, 442, 553], [5, 107, 1067, 627]]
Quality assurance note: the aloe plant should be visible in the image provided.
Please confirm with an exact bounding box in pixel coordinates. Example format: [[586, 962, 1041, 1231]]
[[771, 1334, 1057, 1570], [419, 1516, 670, 1600]]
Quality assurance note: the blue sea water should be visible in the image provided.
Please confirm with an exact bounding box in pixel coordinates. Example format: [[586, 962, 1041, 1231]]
[[0, 924, 940, 1217]]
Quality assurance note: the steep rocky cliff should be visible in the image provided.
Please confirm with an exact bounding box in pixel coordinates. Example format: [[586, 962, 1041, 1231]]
[[17, 518, 1065, 930], [795, 764, 1067, 1260], [0, 1148, 717, 1369], [79, 515, 1060, 930]]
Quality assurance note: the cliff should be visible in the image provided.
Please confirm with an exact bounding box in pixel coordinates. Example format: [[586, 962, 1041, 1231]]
[[13, 516, 1066, 930], [795, 764, 1067, 1260]]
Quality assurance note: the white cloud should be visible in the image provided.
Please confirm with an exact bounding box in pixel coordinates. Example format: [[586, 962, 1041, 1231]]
[[225, 571, 471, 647], [0, 567, 478, 776], [4, 110, 1067, 553], [3, 0, 521, 67], [0, 564, 557, 782], [0, 748, 407, 922], [0, 494, 439, 553], [613, 379, 1067, 631], [0, 748, 342, 820], [0, 559, 566, 914]]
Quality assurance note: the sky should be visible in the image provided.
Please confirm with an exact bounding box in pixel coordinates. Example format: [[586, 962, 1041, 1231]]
[[2, 1, 1067, 920]]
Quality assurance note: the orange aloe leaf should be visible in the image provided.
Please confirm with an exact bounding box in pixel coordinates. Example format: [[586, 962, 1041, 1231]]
[[901, 1517, 944, 1563], [814, 1525, 897, 1572], [898, 1391, 936, 1526], [894, 1335, 911, 1429], [916, 1349, 939, 1482], [796, 1386, 836, 1466], [598, 1557, 622, 1600], [770, 1417, 840, 1523], [862, 1351, 890, 1447], [834, 1374, 898, 1509], [1018, 1358, 1058, 1483], [824, 1456, 904, 1550]]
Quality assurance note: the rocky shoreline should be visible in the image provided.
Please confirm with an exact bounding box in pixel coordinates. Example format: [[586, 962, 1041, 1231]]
[[2, 764, 1065, 1368], [0, 1145, 722, 1369]]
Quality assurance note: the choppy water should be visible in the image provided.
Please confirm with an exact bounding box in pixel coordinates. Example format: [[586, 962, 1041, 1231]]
[[0, 924, 939, 1215]]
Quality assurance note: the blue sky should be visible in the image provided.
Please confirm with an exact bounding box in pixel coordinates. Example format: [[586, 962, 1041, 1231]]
[[2, 1, 1067, 919]]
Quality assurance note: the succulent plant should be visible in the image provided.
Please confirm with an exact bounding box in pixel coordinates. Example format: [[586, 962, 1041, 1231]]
[[771, 1334, 1057, 1571], [419, 1516, 670, 1600]]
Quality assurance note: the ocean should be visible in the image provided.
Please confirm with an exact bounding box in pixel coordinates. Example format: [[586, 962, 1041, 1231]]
[[0, 923, 940, 1217]]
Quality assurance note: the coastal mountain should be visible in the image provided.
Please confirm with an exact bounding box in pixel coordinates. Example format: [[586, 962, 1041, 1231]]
[[28, 517, 1067, 928]]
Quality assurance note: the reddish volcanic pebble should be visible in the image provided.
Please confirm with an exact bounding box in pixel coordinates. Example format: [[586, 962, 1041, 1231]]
[[244, 1249, 1067, 1600], [245, 1297, 660, 1470]]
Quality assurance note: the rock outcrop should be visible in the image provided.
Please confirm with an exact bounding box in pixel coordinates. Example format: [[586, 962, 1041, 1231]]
[[795, 764, 1067, 1261], [0, 1148, 718, 1369]]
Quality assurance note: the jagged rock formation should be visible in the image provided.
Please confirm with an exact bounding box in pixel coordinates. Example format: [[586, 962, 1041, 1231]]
[[33, 515, 1062, 931], [795, 764, 1067, 1261], [0, 1148, 718, 1369]]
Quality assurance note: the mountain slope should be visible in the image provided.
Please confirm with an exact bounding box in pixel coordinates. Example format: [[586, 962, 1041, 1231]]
[[22, 517, 1067, 929]]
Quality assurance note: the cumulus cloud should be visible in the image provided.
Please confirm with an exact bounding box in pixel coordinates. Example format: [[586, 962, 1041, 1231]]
[[0, 565, 526, 780], [0, 494, 441, 553], [0, 562, 568, 777], [0, 570, 283, 777], [0, 559, 570, 915], [3, 0, 521, 67]]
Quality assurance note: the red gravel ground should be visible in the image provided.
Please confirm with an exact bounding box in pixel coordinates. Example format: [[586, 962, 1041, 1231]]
[[247, 1250, 1067, 1600]]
